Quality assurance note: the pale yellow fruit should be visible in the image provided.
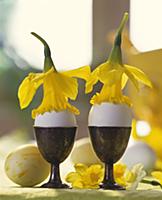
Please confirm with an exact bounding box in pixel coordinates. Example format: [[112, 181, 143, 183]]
[[5, 144, 50, 187]]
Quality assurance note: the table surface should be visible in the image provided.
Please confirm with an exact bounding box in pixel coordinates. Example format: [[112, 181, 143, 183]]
[[0, 185, 162, 200]]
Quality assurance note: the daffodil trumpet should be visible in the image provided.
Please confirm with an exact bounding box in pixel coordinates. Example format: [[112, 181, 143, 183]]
[[86, 12, 152, 106], [18, 32, 90, 118]]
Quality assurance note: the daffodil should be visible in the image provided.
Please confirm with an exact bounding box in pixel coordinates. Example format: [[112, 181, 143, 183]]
[[66, 163, 104, 189], [65, 163, 145, 189], [18, 32, 90, 118], [125, 163, 146, 190], [86, 12, 152, 106], [114, 163, 127, 187]]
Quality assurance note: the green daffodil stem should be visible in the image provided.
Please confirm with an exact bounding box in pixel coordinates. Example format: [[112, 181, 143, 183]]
[[31, 32, 56, 72], [116, 12, 128, 38], [141, 179, 162, 188], [109, 12, 128, 64]]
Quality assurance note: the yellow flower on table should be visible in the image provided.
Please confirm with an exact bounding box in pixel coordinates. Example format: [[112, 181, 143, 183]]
[[86, 12, 152, 106], [125, 163, 146, 190], [18, 32, 90, 118], [66, 163, 145, 189], [114, 163, 127, 187], [66, 163, 103, 189]]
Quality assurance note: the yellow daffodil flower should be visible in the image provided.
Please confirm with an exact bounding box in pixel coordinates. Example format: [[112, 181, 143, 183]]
[[18, 32, 90, 118], [114, 163, 127, 187], [66, 163, 104, 189], [86, 12, 152, 106], [66, 163, 146, 189], [125, 163, 146, 190]]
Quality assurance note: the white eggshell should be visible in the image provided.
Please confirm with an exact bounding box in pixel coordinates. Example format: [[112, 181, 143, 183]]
[[88, 103, 132, 127], [5, 144, 50, 187], [34, 111, 77, 127], [70, 137, 102, 165], [121, 142, 156, 171]]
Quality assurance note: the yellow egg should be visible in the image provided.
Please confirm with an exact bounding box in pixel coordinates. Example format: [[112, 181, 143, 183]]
[[5, 144, 50, 187], [70, 137, 102, 165]]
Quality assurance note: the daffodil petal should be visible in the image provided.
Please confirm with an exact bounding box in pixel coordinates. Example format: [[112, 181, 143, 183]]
[[86, 62, 110, 93], [125, 171, 136, 183], [85, 68, 99, 93], [98, 62, 110, 71], [97, 62, 110, 81], [124, 65, 152, 88], [61, 66, 91, 81], [18, 73, 44, 109], [87, 164, 103, 179], [74, 163, 88, 174], [130, 163, 146, 176], [88, 164, 103, 171], [90, 83, 132, 106], [54, 72, 78, 100], [114, 163, 127, 178], [99, 69, 123, 86], [124, 68, 139, 90], [122, 73, 128, 89], [115, 177, 127, 187], [72, 181, 84, 189], [126, 163, 146, 190], [31, 69, 79, 118], [66, 172, 81, 183], [85, 165, 104, 185]]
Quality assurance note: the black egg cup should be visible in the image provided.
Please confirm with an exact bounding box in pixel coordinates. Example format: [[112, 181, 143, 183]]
[[89, 126, 131, 190], [34, 127, 76, 189]]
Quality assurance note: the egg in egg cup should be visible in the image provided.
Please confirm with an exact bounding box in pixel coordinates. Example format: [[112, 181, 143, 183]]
[[89, 103, 132, 190], [86, 12, 152, 190], [34, 111, 77, 188], [18, 33, 90, 188]]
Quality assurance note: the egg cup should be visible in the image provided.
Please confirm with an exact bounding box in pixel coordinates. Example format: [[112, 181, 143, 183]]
[[89, 126, 131, 190], [34, 127, 76, 188]]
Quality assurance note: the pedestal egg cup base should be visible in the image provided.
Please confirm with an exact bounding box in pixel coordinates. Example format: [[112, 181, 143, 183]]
[[41, 182, 70, 189], [100, 182, 125, 190]]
